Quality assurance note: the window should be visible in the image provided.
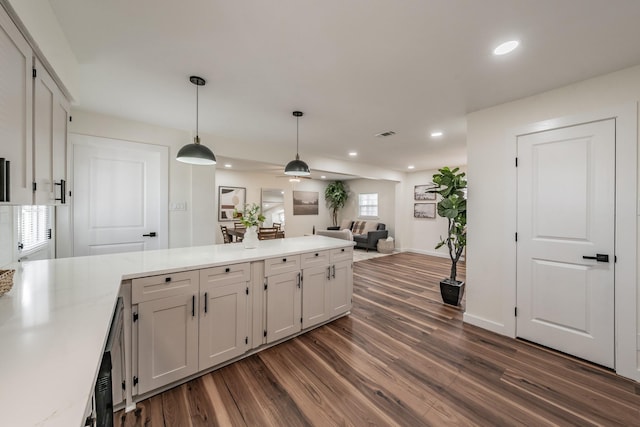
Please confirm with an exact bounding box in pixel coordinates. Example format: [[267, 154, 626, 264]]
[[18, 206, 50, 253], [358, 193, 378, 218]]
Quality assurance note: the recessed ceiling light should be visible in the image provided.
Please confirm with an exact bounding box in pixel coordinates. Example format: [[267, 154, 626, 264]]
[[224, 163, 232, 168], [408, 165, 415, 170], [493, 40, 519, 56], [430, 131, 443, 137], [348, 152, 357, 157], [320, 175, 326, 179]]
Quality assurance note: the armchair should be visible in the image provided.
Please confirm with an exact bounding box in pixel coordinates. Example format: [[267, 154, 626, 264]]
[[353, 223, 388, 252]]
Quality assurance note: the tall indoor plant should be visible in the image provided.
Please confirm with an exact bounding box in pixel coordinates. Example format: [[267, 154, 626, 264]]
[[324, 181, 348, 227], [431, 167, 467, 306]]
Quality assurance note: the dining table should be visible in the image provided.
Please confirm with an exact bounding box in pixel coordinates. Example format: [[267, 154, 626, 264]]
[[226, 227, 245, 242]]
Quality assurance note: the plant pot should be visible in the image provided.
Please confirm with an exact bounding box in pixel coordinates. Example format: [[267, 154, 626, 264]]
[[439, 279, 465, 306], [243, 226, 258, 249]]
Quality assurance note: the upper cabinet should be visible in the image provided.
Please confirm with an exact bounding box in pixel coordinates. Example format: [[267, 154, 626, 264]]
[[0, 5, 33, 205], [0, 6, 70, 206], [33, 58, 69, 205]]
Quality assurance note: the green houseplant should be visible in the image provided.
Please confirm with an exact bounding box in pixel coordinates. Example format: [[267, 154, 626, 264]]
[[324, 181, 349, 227], [431, 167, 467, 306]]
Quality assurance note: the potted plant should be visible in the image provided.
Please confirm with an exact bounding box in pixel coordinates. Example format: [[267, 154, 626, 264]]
[[233, 203, 265, 249], [431, 167, 467, 306], [324, 181, 349, 227]]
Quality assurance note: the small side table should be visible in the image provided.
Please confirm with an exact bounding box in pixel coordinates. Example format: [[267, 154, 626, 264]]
[[377, 239, 394, 254]]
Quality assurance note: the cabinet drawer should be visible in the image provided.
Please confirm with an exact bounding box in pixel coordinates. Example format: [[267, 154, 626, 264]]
[[200, 263, 250, 288], [301, 250, 330, 269], [264, 254, 301, 276], [132, 270, 199, 303], [330, 246, 353, 263]]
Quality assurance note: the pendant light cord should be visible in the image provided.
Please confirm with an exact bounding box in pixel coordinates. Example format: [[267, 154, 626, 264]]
[[196, 83, 199, 139], [296, 114, 300, 159]]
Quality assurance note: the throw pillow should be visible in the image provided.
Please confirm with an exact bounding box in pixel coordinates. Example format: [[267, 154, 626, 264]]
[[340, 219, 352, 230], [352, 221, 367, 235]]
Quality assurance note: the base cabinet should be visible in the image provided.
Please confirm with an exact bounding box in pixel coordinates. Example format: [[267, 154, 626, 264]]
[[199, 265, 250, 369], [136, 293, 199, 395], [330, 260, 353, 316], [265, 270, 302, 343]]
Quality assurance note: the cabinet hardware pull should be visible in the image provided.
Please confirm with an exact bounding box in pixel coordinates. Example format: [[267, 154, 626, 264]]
[[297, 272, 301, 288], [282, 258, 287, 263], [327, 266, 331, 280], [165, 277, 172, 283], [54, 179, 66, 204], [204, 292, 208, 313], [0, 159, 9, 202], [192, 295, 195, 317], [341, 248, 345, 252], [225, 267, 230, 273], [332, 265, 336, 279], [315, 253, 319, 257]]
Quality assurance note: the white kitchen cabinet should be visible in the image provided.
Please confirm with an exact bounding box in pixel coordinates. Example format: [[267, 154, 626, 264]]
[[265, 269, 302, 343], [329, 260, 353, 316], [135, 271, 199, 395], [0, 6, 33, 205], [33, 58, 69, 205], [301, 264, 331, 328], [199, 264, 250, 369]]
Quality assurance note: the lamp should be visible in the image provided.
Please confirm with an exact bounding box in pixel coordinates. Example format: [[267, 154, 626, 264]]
[[176, 76, 217, 165], [284, 111, 310, 176]]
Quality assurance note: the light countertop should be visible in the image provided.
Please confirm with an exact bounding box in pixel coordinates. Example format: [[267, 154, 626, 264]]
[[0, 236, 353, 427]]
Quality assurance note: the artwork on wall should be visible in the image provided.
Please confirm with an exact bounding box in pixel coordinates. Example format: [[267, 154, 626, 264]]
[[218, 186, 246, 221], [414, 184, 436, 200], [293, 191, 319, 215], [414, 203, 436, 219]]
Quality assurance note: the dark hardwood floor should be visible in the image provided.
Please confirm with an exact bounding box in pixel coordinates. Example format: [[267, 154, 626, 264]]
[[117, 252, 640, 426]]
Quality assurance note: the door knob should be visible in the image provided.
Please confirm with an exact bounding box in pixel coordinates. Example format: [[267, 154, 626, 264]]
[[582, 254, 609, 262]]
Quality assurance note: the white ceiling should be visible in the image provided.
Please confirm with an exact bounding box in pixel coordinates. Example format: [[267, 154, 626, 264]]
[[48, 0, 640, 174]]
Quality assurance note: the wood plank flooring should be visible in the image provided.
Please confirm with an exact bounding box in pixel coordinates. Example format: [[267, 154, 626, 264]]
[[116, 252, 640, 426]]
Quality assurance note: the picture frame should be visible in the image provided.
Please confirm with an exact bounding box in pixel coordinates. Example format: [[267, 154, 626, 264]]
[[414, 184, 436, 200], [414, 203, 436, 219], [293, 191, 319, 215], [218, 186, 246, 221]]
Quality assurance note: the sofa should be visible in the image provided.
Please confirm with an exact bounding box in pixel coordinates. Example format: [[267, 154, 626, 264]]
[[316, 229, 353, 241], [329, 219, 388, 252]]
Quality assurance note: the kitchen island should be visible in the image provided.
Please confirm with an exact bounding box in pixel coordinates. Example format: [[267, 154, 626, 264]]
[[0, 236, 354, 427]]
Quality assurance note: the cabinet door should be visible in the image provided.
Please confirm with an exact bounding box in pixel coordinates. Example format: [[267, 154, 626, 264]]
[[302, 265, 330, 329], [52, 85, 69, 204], [0, 7, 33, 204], [330, 260, 353, 317], [199, 280, 248, 370], [33, 59, 55, 205], [137, 293, 198, 395], [266, 270, 301, 343]]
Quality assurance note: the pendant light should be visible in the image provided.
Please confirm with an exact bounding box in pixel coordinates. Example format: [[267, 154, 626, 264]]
[[284, 111, 310, 176], [176, 76, 217, 165]]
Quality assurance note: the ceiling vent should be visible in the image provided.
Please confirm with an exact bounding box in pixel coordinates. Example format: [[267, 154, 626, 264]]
[[375, 131, 396, 138]]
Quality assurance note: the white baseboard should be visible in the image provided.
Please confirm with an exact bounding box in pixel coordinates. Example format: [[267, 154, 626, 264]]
[[402, 248, 450, 258], [463, 312, 509, 337]]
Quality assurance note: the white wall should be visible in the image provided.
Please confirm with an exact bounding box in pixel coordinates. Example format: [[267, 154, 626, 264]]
[[68, 110, 216, 249], [466, 64, 640, 379], [215, 169, 332, 243]]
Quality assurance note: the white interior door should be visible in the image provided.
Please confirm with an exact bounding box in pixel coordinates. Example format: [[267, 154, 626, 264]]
[[72, 134, 168, 256], [516, 119, 615, 368]]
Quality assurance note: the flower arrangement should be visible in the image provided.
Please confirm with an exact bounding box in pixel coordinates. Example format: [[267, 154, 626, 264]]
[[234, 203, 265, 228]]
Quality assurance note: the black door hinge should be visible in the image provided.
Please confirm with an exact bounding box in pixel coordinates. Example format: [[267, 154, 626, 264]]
[[246, 287, 249, 295], [515, 157, 518, 167], [515, 232, 518, 242], [263, 330, 267, 338], [245, 336, 248, 345], [32, 182, 36, 192], [300, 317, 303, 324], [133, 376, 138, 386], [121, 380, 126, 391], [514, 307, 518, 317], [32, 68, 36, 79], [133, 312, 138, 322], [264, 283, 268, 291], [69, 116, 72, 122]]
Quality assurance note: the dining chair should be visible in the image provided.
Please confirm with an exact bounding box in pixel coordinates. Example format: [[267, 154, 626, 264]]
[[258, 227, 278, 240], [220, 225, 232, 244], [272, 222, 281, 230]]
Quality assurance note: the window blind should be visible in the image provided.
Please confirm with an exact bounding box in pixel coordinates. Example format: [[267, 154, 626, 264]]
[[18, 205, 50, 253], [358, 193, 378, 217]]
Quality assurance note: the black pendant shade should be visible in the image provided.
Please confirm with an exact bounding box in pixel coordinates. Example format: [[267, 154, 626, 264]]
[[284, 111, 310, 176], [176, 76, 217, 165]]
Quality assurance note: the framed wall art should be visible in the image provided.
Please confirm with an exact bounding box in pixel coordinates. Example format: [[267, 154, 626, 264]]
[[293, 191, 319, 215], [218, 186, 246, 221], [414, 203, 436, 219], [414, 184, 436, 200]]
